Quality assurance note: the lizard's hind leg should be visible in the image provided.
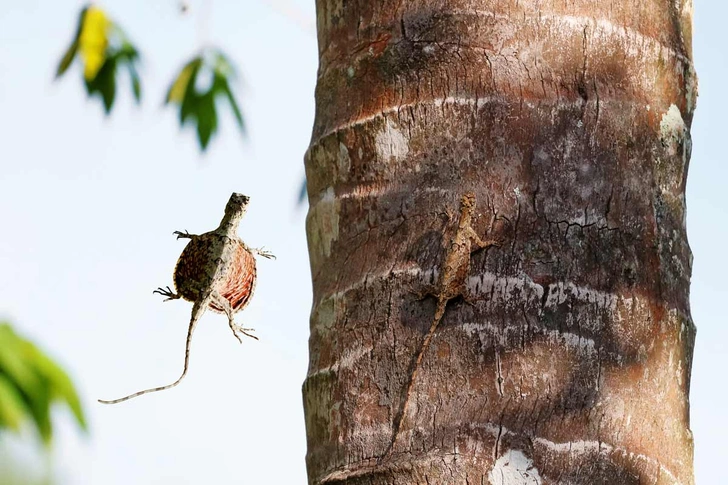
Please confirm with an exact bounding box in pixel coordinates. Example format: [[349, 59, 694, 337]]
[[231, 323, 258, 341], [211, 291, 258, 343], [461, 282, 482, 307]]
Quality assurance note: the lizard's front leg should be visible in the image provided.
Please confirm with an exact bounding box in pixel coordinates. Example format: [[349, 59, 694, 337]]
[[469, 230, 501, 252], [251, 247, 276, 260], [173, 230, 198, 240], [153, 286, 180, 301], [409, 285, 435, 302], [463, 235, 499, 305], [211, 291, 259, 342]]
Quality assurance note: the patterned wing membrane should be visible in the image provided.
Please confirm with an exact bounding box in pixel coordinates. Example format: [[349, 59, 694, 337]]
[[209, 241, 256, 313], [173, 234, 219, 302]]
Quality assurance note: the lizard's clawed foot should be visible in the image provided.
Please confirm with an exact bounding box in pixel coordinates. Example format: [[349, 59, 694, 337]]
[[433, 207, 456, 223], [477, 238, 503, 250], [408, 286, 433, 301], [153, 286, 180, 301], [173, 230, 196, 240], [253, 247, 276, 260], [229, 322, 259, 342]]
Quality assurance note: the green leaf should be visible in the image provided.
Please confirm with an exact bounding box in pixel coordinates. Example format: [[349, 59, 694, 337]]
[[212, 49, 235, 77], [85, 56, 117, 114], [128, 64, 141, 103], [116, 42, 142, 103], [0, 329, 43, 401], [195, 91, 218, 150], [56, 40, 80, 79], [0, 374, 30, 432], [55, 6, 88, 78], [215, 74, 245, 133], [0, 323, 86, 443], [0, 324, 52, 442], [117, 40, 139, 61], [26, 382, 52, 445], [210, 50, 245, 134], [27, 343, 87, 431]]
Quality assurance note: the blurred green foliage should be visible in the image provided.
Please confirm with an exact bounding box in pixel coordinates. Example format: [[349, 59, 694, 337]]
[[0, 323, 86, 445], [55, 4, 246, 152], [56, 5, 141, 114], [166, 49, 246, 150]]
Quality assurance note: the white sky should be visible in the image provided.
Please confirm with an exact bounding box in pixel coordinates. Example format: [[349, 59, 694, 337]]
[[0, 1, 724, 484]]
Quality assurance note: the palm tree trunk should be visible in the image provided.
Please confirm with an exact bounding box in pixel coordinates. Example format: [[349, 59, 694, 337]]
[[303, 1, 697, 484]]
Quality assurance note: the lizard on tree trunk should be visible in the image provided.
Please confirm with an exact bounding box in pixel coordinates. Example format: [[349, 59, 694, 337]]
[[99, 193, 274, 405], [383, 192, 500, 458]]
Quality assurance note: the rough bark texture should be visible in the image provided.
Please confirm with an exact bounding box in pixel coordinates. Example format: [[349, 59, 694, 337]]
[[303, 1, 697, 484]]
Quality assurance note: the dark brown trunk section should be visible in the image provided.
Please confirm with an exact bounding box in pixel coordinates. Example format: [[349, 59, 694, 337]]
[[303, 1, 697, 484]]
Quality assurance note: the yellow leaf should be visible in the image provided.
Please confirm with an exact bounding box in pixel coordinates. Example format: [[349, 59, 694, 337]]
[[79, 6, 110, 81], [167, 59, 199, 104]]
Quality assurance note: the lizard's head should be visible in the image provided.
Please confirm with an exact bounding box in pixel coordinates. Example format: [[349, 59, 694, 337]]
[[461, 192, 477, 211], [226, 193, 251, 216]]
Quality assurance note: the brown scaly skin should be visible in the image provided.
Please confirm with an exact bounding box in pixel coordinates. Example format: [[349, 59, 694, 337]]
[[99, 193, 274, 405], [383, 192, 499, 459]]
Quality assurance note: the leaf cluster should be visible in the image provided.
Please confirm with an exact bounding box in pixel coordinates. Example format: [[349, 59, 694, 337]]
[[56, 5, 141, 114], [56, 5, 245, 152], [0, 323, 86, 444], [165, 49, 245, 150]]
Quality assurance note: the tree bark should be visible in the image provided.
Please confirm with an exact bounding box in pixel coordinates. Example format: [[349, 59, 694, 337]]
[[303, 1, 697, 484]]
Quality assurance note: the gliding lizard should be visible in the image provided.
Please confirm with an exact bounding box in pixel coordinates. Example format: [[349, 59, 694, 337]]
[[99, 193, 274, 404]]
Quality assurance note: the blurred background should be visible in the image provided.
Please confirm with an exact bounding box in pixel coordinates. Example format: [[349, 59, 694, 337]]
[[0, 1, 724, 483]]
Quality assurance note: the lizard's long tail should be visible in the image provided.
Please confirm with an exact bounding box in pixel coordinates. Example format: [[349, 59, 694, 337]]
[[383, 298, 448, 459], [98, 299, 206, 405]]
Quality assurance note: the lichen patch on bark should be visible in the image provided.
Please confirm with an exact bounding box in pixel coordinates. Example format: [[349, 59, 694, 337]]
[[306, 187, 340, 270], [374, 118, 410, 163], [660, 104, 686, 143], [488, 449, 542, 485]]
